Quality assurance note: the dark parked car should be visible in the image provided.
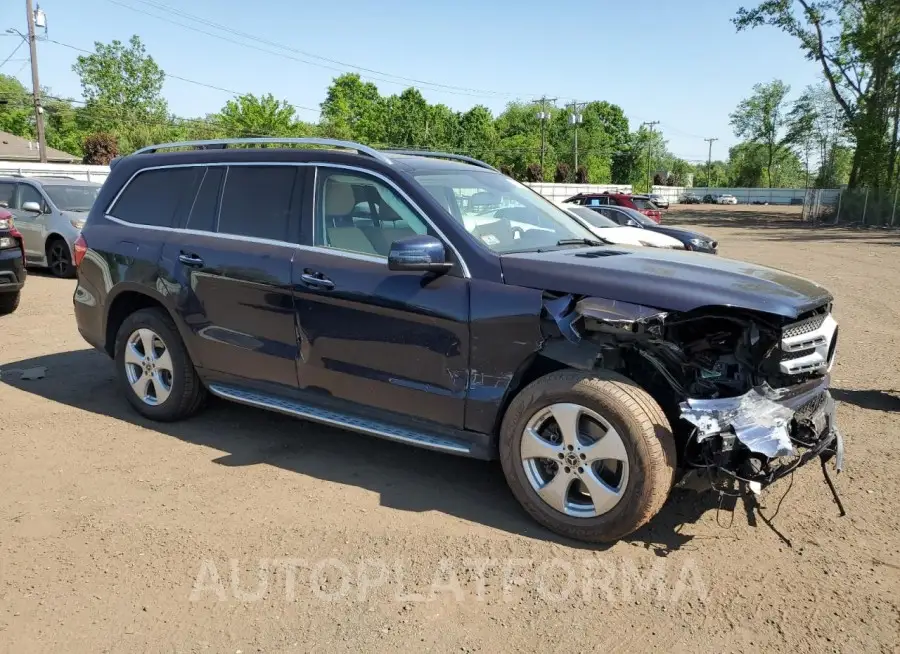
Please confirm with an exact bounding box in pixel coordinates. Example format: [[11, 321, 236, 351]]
[[563, 192, 662, 223], [592, 205, 718, 254], [680, 193, 702, 204], [702, 193, 719, 204], [0, 209, 26, 314], [73, 138, 842, 543]]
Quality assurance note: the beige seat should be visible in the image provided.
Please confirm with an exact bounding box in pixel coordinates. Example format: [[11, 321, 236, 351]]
[[323, 179, 377, 255]]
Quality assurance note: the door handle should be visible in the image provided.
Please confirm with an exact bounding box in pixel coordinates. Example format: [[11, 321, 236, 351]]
[[300, 272, 335, 290], [178, 252, 204, 267]]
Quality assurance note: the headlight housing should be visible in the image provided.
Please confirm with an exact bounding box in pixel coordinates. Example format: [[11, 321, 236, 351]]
[[70, 219, 86, 229], [0, 236, 16, 249], [0, 217, 10, 230], [689, 238, 710, 249]]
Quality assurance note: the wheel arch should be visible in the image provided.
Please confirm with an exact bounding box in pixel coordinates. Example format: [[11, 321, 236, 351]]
[[45, 232, 73, 257], [103, 286, 199, 365]]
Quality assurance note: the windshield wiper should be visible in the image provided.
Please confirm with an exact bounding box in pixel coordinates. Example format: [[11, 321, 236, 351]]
[[556, 237, 608, 247]]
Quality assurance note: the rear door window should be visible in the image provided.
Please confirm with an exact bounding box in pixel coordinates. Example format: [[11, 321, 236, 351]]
[[111, 167, 203, 228], [184, 167, 225, 232], [217, 165, 302, 242]]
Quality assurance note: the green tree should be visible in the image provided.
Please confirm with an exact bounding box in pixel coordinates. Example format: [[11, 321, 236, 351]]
[[319, 73, 385, 143], [734, 0, 900, 188], [729, 79, 792, 187], [72, 35, 167, 133], [0, 74, 32, 137], [216, 93, 297, 137]]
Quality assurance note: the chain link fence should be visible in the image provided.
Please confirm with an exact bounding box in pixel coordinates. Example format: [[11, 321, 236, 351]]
[[803, 187, 900, 226]]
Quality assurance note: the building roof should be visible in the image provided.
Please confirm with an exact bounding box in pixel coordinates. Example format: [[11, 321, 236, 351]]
[[0, 130, 80, 163]]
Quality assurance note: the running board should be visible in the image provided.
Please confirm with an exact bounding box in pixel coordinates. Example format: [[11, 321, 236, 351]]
[[207, 384, 474, 456]]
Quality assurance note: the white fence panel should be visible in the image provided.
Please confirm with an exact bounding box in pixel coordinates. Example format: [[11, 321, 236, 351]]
[[649, 185, 842, 206], [0, 161, 111, 184]]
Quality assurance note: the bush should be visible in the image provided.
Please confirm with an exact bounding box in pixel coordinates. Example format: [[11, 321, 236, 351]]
[[499, 164, 513, 177], [83, 132, 119, 164], [554, 162, 571, 183], [653, 172, 666, 186], [575, 166, 588, 184], [525, 163, 543, 182]]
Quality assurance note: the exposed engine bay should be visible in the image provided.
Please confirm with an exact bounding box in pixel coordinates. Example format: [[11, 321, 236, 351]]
[[539, 293, 843, 498]]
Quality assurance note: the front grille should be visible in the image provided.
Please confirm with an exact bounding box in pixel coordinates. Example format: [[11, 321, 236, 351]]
[[783, 313, 827, 339], [782, 347, 815, 361]]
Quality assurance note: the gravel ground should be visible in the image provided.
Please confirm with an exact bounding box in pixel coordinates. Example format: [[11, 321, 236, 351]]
[[1, 205, 899, 653]]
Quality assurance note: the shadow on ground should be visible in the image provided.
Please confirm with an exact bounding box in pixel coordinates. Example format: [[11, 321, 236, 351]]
[[832, 388, 900, 411], [1, 348, 734, 554]]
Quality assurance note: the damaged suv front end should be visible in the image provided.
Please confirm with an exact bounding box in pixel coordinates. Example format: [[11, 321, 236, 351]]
[[536, 283, 842, 497]]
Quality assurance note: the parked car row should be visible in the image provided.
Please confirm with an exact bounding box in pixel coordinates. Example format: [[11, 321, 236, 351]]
[[563, 192, 663, 223], [66, 137, 841, 545]]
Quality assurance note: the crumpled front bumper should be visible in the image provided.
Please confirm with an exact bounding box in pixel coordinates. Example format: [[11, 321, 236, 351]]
[[679, 374, 843, 486]]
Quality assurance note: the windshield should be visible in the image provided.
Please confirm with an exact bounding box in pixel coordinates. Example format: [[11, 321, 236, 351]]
[[629, 197, 659, 211], [44, 185, 101, 212], [415, 170, 600, 253], [565, 205, 618, 228]]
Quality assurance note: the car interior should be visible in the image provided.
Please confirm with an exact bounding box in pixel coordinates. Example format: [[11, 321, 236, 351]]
[[320, 176, 420, 257]]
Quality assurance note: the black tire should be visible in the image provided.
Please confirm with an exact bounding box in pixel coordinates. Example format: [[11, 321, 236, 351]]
[[114, 307, 207, 421], [46, 237, 75, 278], [0, 291, 20, 315], [499, 369, 676, 543]]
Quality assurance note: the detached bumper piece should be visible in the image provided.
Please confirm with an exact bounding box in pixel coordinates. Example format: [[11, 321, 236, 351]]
[[679, 377, 845, 512]]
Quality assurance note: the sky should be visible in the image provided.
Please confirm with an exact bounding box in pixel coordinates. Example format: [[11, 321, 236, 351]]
[[0, 0, 823, 163]]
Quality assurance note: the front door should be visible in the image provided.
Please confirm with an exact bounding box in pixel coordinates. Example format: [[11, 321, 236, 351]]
[[7, 183, 46, 263], [162, 164, 306, 390], [292, 166, 470, 428]]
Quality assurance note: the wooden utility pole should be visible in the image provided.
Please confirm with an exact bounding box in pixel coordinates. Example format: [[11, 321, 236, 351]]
[[642, 121, 659, 191], [704, 137, 718, 188], [26, 0, 47, 163], [537, 96, 557, 176]]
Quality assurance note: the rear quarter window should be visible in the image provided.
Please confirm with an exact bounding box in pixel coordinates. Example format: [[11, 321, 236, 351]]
[[110, 167, 203, 228]]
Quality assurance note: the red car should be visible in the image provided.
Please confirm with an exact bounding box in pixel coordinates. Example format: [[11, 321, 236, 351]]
[[563, 192, 663, 223], [0, 208, 26, 315]]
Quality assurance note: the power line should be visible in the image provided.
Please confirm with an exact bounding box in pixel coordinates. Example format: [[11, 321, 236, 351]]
[[102, 0, 526, 100], [45, 38, 322, 114], [0, 39, 25, 68]]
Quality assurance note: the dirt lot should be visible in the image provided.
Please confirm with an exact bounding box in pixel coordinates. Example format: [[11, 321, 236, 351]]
[[2, 205, 899, 653]]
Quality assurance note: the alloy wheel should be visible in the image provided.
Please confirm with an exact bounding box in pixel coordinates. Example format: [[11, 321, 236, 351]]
[[520, 403, 629, 518], [48, 241, 72, 277], [123, 328, 174, 406]]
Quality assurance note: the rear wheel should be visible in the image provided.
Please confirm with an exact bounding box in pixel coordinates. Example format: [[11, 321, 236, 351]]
[[0, 291, 20, 315], [499, 369, 676, 543], [114, 308, 207, 421], [46, 237, 74, 278]]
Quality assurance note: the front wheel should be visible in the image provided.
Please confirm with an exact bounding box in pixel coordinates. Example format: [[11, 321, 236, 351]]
[[499, 369, 676, 543], [46, 237, 75, 278], [0, 291, 20, 315]]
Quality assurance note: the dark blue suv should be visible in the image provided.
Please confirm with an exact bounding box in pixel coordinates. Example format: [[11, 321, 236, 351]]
[[73, 138, 843, 542]]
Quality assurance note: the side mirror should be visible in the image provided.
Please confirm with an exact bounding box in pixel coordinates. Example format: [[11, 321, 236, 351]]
[[388, 235, 454, 274], [22, 201, 42, 213]]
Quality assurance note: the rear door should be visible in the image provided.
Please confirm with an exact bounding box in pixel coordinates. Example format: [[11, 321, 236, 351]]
[[291, 165, 470, 428], [163, 164, 304, 390]]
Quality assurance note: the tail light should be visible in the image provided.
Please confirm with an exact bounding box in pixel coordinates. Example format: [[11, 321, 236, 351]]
[[73, 234, 88, 268]]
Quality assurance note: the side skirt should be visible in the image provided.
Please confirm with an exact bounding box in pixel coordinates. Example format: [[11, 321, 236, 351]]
[[207, 383, 496, 460]]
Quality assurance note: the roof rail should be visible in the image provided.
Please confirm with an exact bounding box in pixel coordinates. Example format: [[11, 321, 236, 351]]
[[129, 138, 393, 165], [382, 149, 500, 173]]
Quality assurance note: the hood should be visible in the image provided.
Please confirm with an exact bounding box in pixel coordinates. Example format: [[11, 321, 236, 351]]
[[587, 225, 683, 249], [643, 224, 713, 242], [500, 246, 832, 319]]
